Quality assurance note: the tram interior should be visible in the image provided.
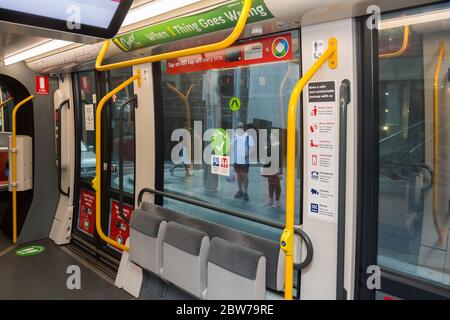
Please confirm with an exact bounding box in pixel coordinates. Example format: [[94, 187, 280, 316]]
[[0, 0, 449, 301]]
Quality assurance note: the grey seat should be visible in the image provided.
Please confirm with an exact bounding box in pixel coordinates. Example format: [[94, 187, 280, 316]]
[[162, 221, 209, 298], [207, 238, 266, 300], [129, 209, 167, 276], [141, 202, 285, 292]]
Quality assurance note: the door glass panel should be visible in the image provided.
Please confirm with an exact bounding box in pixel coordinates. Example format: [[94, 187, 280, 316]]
[[0, 85, 12, 132], [378, 3, 450, 289], [76, 71, 97, 182], [160, 31, 301, 241], [108, 68, 135, 195]]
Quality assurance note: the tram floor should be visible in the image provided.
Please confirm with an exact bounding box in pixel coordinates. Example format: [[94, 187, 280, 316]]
[[0, 232, 10, 252], [0, 238, 133, 300]]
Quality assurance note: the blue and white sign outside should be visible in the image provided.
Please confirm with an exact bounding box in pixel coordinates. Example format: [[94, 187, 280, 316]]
[[211, 155, 231, 177]]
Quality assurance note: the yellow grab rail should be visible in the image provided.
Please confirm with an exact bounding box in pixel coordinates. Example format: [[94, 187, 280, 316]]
[[92, 70, 142, 252], [96, 0, 253, 71], [11, 95, 34, 243], [280, 38, 338, 300], [0, 97, 13, 109], [433, 42, 445, 246], [379, 25, 410, 59]]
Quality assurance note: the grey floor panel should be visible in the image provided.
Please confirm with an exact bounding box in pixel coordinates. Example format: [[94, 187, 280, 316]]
[[0, 233, 11, 252], [0, 239, 132, 300]]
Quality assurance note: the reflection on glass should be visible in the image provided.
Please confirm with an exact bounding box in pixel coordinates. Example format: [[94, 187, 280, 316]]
[[109, 68, 135, 195], [77, 71, 97, 181], [160, 31, 301, 240], [378, 4, 450, 289]]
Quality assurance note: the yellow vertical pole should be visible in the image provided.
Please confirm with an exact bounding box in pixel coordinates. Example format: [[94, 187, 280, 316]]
[[280, 38, 337, 300], [433, 42, 445, 245], [11, 95, 34, 243]]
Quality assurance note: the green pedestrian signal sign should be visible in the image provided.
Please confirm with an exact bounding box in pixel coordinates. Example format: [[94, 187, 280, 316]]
[[16, 245, 45, 257], [229, 97, 241, 112], [211, 128, 230, 156]]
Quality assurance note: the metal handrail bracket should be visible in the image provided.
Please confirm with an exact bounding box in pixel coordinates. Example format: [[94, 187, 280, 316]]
[[57, 99, 70, 197]]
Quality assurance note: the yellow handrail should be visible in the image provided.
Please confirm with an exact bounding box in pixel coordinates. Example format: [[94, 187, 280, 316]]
[[433, 42, 445, 246], [92, 70, 142, 252], [280, 38, 338, 300], [0, 97, 13, 109], [379, 25, 410, 59], [95, 0, 253, 71], [11, 95, 34, 243]]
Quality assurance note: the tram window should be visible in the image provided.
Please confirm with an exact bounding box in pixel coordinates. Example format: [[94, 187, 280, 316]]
[[159, 31, 301, 240], [378, 3, 450, 289], [108, 68, 135, 195], [0, 86, 9, 132], [75, 71, 97, 181]]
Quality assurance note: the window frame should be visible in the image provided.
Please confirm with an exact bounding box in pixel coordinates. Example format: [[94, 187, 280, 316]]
[[355, 10, 450, 300]]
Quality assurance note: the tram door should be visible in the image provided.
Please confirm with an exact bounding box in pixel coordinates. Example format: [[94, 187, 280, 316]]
[[359, 2, 450, 300], [72, 69, 135, 261]]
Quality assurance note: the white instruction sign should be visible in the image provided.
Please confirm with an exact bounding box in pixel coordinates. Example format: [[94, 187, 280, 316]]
[[306, 81, 339, 222], [313, 40, 325, 61], [211, 155, 230, 177], [85, 104, 95, 131]]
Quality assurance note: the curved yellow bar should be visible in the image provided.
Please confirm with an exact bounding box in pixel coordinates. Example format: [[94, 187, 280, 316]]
[[0, 97, 13, 109], [281, 38, 337, 300], [11, 95, 34, 243], [379, 25, 410, 59], [433, 42, 445, 245], [92, 70, 142, 252], [96, 0, 252, 71]]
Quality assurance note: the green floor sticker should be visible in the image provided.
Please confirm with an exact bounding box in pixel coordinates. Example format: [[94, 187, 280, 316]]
[[16, 245, 45, 257]]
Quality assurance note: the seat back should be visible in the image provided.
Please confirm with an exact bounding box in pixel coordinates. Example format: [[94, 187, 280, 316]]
[[162, 221, 209, 298], [142, 202, 285, 291], [129, 209, 167, 275], [207, 237, 266, 300]]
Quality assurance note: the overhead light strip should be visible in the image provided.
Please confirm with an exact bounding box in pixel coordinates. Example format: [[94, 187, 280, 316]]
[[380, 9, 450, 29], [122, 0, 203, 27], [4, 0, 204, 66], [4, 39, 73, 66]]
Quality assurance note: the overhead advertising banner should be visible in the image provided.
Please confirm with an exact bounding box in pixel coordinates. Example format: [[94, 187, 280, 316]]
[[166, 33, 293, 75], [113, 0, 274, 52]]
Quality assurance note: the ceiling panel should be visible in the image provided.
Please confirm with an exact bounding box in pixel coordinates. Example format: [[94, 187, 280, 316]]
[[0, 32, 48, 61]]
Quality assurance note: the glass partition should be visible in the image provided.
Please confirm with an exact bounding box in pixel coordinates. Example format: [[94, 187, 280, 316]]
[[378, 3, 450, 290], [159, 31, 301, 240]]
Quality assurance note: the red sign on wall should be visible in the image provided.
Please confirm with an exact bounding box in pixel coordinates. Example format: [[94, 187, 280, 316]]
[[166, 33, 293, 75], [36, 76, 49, 95], [108, 200, 133, 252], [77, 189, 96, 237]]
